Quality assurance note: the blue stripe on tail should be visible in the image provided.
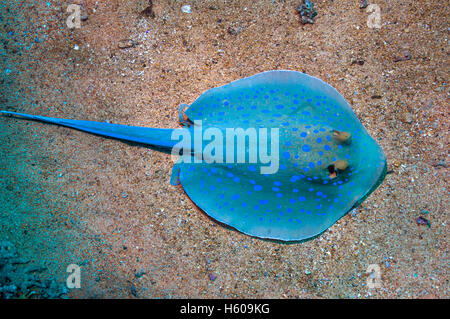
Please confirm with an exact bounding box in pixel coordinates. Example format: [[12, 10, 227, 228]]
[[1, 111, 182, 150]]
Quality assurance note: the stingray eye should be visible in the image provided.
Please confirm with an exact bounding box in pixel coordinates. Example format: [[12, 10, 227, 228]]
[[327, 160, 349, 179], [327, 164, 337, 178], [332, 130, 352, 144]]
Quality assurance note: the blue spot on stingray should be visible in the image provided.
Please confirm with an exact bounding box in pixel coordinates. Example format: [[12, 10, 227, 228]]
[[254, 185, 263, 191], [282, 151, 290, 159], [231, 194, 240, 200], [324, 145, 331, 151], [298, 196, 306, 201], [302, 145, 311, 152], [300, 132, 307, 138]]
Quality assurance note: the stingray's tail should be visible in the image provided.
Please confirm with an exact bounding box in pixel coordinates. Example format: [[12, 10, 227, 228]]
[[1, 111, 184, 151]]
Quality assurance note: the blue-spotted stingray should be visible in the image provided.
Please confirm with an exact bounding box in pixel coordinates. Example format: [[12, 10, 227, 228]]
[[1, 70, 386, 242]]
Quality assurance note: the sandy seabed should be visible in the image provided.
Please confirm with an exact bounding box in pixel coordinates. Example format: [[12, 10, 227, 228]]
[[0, 0, 448, 298]]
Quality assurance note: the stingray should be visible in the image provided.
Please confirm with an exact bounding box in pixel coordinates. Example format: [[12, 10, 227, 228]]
[[1, 70, 386, 242]]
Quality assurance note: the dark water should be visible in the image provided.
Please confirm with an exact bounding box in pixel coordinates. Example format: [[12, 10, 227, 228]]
[[0, 1, 91, 299]]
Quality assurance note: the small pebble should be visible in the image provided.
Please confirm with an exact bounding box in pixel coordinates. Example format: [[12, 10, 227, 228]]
[[350, 57, 365, 65], [141, 2, 155, 18], [394, 51, 412, 62], [208, 273, 217, 281], [416, 216, 430, 227], [297, 0, 317, 25], [135, 269, 146, 278], [432, 160, 447, 168], [181, 5, 192, 14], [118, 39, 138, 49], [227, 26, 238, 36], [401, 112, 413, 124]]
